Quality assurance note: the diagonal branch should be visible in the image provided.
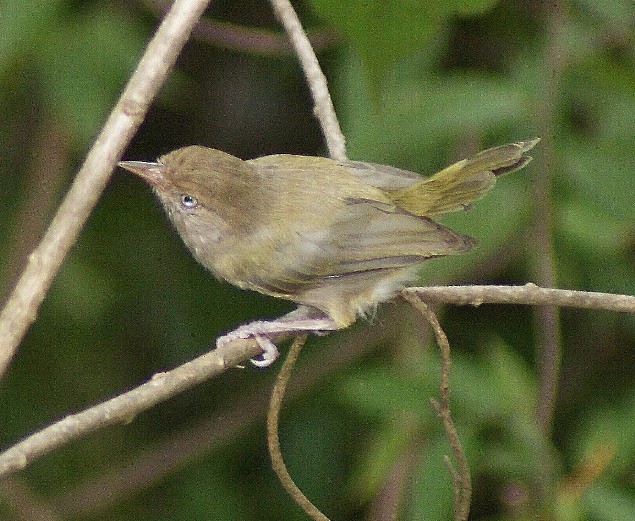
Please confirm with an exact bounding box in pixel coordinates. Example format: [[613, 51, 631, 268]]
[[52, 315, 390, 517], [0, 337, 261, 479], [0, 284, 632, 482], [0, 0, 212, 379]]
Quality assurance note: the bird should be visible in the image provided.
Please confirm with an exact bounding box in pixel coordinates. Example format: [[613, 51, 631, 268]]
[[119, 138, 538, 366]]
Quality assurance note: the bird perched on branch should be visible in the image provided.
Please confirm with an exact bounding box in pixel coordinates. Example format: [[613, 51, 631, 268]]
[[120, 138, 539, 366]]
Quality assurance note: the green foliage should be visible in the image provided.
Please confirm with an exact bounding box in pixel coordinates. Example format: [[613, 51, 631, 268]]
[[584, 482, 635, 521], [310, 0, 499, 88], [0, 2, 145, 147], [0, 0, 66, 70], [35, 7, 146, 145]]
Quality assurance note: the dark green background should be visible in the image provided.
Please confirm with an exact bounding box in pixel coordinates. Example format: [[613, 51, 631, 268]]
[[1, 0, 634, 519]]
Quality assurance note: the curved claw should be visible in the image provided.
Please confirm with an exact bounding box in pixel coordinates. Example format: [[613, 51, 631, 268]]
[[249, 335, 280, 368]]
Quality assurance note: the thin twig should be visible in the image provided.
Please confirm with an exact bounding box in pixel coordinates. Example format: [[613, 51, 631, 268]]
[[531, 0, 566, 439], [405, 295, 472, 520], [266, 335, 331, 521], [401, 292, 471, 521], [529, 1, 568, 509], [268, 0, 347, 160], [406, 284, 635, 313], [142, 0, 341, 56], [0, 0, 212, 379]]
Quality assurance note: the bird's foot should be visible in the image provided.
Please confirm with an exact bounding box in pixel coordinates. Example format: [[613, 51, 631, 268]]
[[216, 310, 339, 368]]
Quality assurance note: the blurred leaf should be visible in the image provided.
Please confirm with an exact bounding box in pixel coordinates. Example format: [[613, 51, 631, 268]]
[[560, 201, 629, 260], [384, 74, 528, 140], [310, 0, 499, 89], [173, 463, 251, 521], [338, 338, 546, 507], [36, 7, 146, 145], [480, 340, 536, 415], [337, 364, 437, 420], [562, 140, 635, 220], [338, 50, 531, 164], [347, 416, 420, 500], [576, 0, 635, 27], [408, 429, 479, 521], [281, 407, 349, 515], [573, 390, 635, 477], [51, 257, 120, 323], [339, 338, 536, 424], [409, 438, 456, 520], [0, 0, 65, 71], [584, 481, 635, 521], [567, 59, 635, 143]]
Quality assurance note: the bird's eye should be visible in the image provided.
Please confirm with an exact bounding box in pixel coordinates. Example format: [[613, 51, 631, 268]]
[[180, 194, 198, 209]]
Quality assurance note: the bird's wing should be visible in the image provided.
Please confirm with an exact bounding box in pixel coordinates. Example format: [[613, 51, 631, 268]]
[[238, 155, 475, 294], [340, 160, 422, 189], [301, 199, 475, 274], [257, 197, 475, 293]]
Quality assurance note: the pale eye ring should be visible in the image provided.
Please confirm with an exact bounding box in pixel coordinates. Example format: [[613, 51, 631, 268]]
[[180, 194, 198, 209]]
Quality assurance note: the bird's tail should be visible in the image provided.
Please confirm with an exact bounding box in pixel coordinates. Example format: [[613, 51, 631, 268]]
[[388, 138, 539, 216]]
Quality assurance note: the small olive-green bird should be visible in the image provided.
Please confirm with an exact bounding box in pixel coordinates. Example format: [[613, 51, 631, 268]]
[[119, 138, 538, 366]]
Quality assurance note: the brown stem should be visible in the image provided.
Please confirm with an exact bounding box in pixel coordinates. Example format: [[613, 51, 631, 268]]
[[266, 335, 331, 521], [402, 292, 471, 521], [530, 1, 567, 512], [405, 285, 635, 313], [142, 0, 340, 55], [531, 0, 566, 438]]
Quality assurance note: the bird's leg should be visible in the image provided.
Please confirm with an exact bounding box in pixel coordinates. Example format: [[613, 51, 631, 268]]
[[216, 306, 339, 367]]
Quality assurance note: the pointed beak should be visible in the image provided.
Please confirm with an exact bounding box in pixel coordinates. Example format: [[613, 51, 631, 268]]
[[118, 160, 166, 187]]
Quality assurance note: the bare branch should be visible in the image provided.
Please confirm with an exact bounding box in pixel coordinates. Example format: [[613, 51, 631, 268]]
[[268, 0, 347, 160], [142, 0, 341, 56], [0, 0, 212, 379], [406, 284, 635, 314], [0, 338, 261, 480], [1, 284, 631, 482]]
